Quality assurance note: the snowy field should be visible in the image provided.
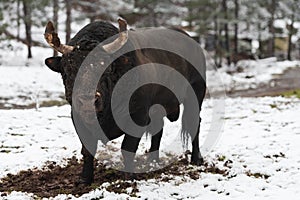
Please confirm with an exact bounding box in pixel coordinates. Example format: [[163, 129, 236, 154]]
[[206, 57, 300, 93], [1, 96, 300, 199], [0, 55, 300, 199]]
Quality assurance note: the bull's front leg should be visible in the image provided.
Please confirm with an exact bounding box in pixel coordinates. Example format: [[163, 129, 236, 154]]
[[79, 143, 98, 185], [121, 134, 141, 172], [72, 111, 97, 185]]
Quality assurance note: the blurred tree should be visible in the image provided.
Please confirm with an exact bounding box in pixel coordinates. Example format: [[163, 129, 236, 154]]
[[259, 0, 279, 57], [72, 0, 132, 22], [53, 0, 59, 56], [0, 0, 51, 58], [278, 0, 300, 60], [65, 0, 72, 43], [222, 0, 230, 65], [16, 0, 21, 40], [241, 0, 269, 58], [134, 0, 159, 27], [185, 0, 234, 67], [185, 0, 217, 36], [22, 0, 33, 58], [233, 0, 239, 56], [134, 0, 186, 27]]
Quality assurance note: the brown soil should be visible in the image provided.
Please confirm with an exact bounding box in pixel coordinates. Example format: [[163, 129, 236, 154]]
[[0, 156, 228, 198]]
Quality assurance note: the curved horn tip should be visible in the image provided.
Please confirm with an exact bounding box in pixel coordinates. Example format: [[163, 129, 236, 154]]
[[44, 20, 74, 54], [45, 21, 55, 33], [117, 17, 126, 24], [117, 18, 127, 32], [46, 21, 54, 26]]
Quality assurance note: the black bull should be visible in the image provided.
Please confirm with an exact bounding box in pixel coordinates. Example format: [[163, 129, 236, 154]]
[[44, 19, 206, 184]]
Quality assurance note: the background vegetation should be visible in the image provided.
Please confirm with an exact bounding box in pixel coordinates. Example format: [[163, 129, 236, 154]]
[[1, 0, 300, 67]]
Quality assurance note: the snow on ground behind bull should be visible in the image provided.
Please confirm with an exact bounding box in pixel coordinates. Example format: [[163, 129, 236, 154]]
[[1, 96, 300, 199], [1, 57, 299, 108], [206, 57, 300, 93], [0, 64, 64, 107]]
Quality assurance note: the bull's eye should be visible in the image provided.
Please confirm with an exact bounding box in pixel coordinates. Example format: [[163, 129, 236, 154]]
[[95, 91, 101, 97], [94, 92, 103, 112]]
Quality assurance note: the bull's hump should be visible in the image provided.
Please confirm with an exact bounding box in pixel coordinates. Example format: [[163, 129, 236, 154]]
[[68, 21, 119, 46]]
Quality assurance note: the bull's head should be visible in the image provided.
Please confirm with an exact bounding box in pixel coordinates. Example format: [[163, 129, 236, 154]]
[[44, 18, 129, 117], [44, 18, 128, 73]]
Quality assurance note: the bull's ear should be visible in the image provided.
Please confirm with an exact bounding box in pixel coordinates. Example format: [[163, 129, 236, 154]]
[[45, 57, 62, 73]]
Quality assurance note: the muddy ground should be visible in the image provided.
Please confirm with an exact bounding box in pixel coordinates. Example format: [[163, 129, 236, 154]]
[[0, 155, 233, 198]]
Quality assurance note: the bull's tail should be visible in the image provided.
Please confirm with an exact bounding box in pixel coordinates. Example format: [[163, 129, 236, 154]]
[[180, 85, 203, 149], [181, 111, 202, 152]]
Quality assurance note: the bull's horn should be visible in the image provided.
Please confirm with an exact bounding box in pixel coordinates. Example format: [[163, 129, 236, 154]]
[[44, 21, 74, 54], [102, 18, 128, 53]]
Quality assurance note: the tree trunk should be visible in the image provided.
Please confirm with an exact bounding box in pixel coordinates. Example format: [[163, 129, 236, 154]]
[[258, 23, 263, 59], [22, 0, 32, 59], [187, 7, 193, 29], [299, 43, 300, 60], [151, 11, 158, 27], [287, 14, 295, 61], [268, 0, 276, 57], [234, 0, 239, 56], [218, 18, 224, 68], [89, 16, 96, 23], [222, 0, 231, 66], [214, 15, 221, 68], [65, 0, 72, 43], [17, 0, 21, 40], [53, 0, 59, 56]]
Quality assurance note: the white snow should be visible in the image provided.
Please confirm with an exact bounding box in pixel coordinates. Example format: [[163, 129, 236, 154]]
[[206, 57, 300, 94], [0, 61, 300, 199], [0, 65, 64, 107]]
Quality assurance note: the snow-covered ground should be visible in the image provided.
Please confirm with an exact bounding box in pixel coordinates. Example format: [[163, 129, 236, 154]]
[[0, 96, 299, 199], [206, 57, 300, 93], [0, 59, 300, 199]]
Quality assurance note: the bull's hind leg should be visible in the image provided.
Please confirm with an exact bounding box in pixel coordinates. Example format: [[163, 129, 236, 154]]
[[148, 129, 163, 163], [187, 81, 206, 166], [121, 134, 141, 172], [191, 117, 204, 165]]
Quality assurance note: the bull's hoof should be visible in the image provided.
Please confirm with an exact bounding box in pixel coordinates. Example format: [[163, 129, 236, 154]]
[[75, 177, 93, 186], [123, 172, 137, 180], [191, 154, 204, 166], [147, 153, 159, 164]]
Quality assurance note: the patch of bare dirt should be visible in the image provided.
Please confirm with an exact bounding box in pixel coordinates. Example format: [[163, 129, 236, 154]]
[[0, 156, 228, 198]]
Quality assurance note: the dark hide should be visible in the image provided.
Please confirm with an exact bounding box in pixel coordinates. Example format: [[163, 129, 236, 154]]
[[45, 21, 206, 184]]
